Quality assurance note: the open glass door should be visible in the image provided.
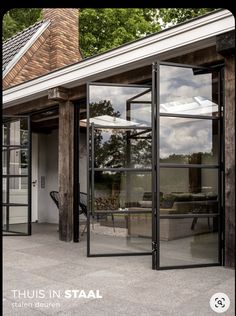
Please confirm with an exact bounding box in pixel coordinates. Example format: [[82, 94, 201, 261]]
[[2, 116, 31, 236], [153, 62, 223, 269], [85, 83, 154, 256]]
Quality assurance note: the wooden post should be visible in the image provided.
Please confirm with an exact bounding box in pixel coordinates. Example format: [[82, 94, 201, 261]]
[[215, 31, 235, 267], [216, 31, 235, 267], [224, 55, 235, 267], [48, 87, 74, 242]]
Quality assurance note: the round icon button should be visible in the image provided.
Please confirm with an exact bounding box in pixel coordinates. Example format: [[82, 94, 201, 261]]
[[210, 292, 230, 313]]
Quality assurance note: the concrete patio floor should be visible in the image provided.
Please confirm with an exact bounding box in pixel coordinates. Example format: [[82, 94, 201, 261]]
[[3, 223, 235, 316]]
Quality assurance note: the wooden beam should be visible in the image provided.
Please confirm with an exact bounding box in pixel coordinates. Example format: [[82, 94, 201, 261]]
[[48, 87, 69, 101], [168, 46, 223, 66], [68, 65, 152, 101], [4, 65, 152, 113], [2, 96, 57, 115], [58, 99, 74, 242], [99, 65, 152, 84], [224, 55, 235, 267], [32, 114, 59, 123], [3, 87, 69, 116], [69, 85, 86, 101], [31, 118, 59, 133], [216, 30, 235, 57]]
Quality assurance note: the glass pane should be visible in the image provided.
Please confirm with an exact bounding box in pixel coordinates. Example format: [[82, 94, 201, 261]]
[[2, 123, 7, 145], [86, 85, 151, 127], [2, 117, 29, 235], [8, 118, 29, 146], [90, 210, 152, 254], [94, 128, 152, 169], [3, 206, 29, 234], [90, 171, 152, 254], [160, 168, 218, 215], [94, 171, 152, 211], [2, 206, 7, 230], [7, 148, 28, 175], [160, 217, 219, 266], [160, 65, 219, 116], [2, 178, 7, 203], [2, 148, 7, 175], [9, 177, 28, 204], [160, 117, 218, 164]]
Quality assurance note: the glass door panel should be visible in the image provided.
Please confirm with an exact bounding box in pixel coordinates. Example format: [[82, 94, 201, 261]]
[[153, 62, 222, 269], [159, 168, 219, 266], [2, 116, 31, 236], [90, 170, 152, 254], [159, 217, 219, 266], [87, 83, 153, 256], [159, 64, 219, 117]]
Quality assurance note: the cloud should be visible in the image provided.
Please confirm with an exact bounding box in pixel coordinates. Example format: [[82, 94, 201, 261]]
[[89, 85, 151, 123], [160, 118, 213, 158], [160, 65, 213, 108]]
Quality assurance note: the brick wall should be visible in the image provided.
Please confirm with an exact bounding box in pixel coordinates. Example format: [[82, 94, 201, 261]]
[[43, 8, 81, 70], [3, 29, 51, 89], [3, 8, 81, 89]]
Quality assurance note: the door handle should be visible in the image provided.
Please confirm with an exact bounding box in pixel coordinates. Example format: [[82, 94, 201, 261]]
[[32, 180, 37, 187]]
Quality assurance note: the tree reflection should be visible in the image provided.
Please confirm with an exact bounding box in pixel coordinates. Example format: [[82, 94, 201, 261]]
[[91, 100, 152, 205], [90, 100, 121, 118], [94, 129, 152, 169], [90, 100, 152, 169], [160, 152, 215, 164]]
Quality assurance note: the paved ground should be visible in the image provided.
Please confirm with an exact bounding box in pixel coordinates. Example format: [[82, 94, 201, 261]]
[[3, 224, 235, 316]]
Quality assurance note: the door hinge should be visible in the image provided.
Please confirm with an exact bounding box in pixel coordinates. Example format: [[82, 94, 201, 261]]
[[152, 241, 158, 252], [152, 62, 158, 71]]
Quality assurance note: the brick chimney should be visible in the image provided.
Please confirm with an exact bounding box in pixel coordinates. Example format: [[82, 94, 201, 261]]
[[43, 8, 81, 70]]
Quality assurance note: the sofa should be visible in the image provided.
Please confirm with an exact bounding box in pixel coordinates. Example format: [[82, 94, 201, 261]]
[[128, 191, 218, 240]]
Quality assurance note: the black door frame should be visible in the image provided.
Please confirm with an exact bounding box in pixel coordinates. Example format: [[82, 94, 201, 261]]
[[152, 61, 224, 270], [86, 82, 153, 257], [2, 115, 32, 236]]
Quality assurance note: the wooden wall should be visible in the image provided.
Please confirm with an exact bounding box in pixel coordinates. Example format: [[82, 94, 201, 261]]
[[224, 55, 235, 267]]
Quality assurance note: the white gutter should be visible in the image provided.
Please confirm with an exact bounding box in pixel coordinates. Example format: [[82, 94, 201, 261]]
[[3, 9, 234, 107], [3, 20, 51, 78]]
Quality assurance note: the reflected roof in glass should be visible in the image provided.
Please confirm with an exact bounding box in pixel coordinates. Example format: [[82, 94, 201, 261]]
[[160, 96, 218, 115], [80, 115, 149, 127]]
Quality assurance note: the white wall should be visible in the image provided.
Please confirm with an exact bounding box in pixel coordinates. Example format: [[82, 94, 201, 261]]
[[38, 130, 59, 224], [36, 129, 87, 223]]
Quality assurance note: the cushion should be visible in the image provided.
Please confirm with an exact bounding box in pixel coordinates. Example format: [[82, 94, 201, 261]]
[[138, 200, 152, 208], [142, 192, 152, 201]]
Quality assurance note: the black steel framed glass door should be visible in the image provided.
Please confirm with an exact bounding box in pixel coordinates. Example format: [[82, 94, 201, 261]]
[[86, 83, 154, 256], [2, 116, 31, 236], [152, 62, 223, 269]]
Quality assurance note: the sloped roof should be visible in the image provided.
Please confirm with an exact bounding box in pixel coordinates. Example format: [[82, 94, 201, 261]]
[[3, 19, 50, 74], [3, 9, 234, 107]]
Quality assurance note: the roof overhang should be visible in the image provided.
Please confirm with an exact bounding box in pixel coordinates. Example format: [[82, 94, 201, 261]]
[[3, 9, 235, 108]]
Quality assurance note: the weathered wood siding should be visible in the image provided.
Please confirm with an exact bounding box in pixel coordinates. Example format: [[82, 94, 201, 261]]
[[224, 55, 235, 267]]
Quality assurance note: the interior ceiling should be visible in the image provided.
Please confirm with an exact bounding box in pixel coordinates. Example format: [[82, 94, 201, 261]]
[[31, 107, 59, 133]]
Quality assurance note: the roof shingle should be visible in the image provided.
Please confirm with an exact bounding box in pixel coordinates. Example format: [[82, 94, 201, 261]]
[[3, 20, 46, 72]]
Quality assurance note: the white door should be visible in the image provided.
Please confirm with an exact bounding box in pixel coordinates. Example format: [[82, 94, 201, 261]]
[[31, 133, 38, 222]]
